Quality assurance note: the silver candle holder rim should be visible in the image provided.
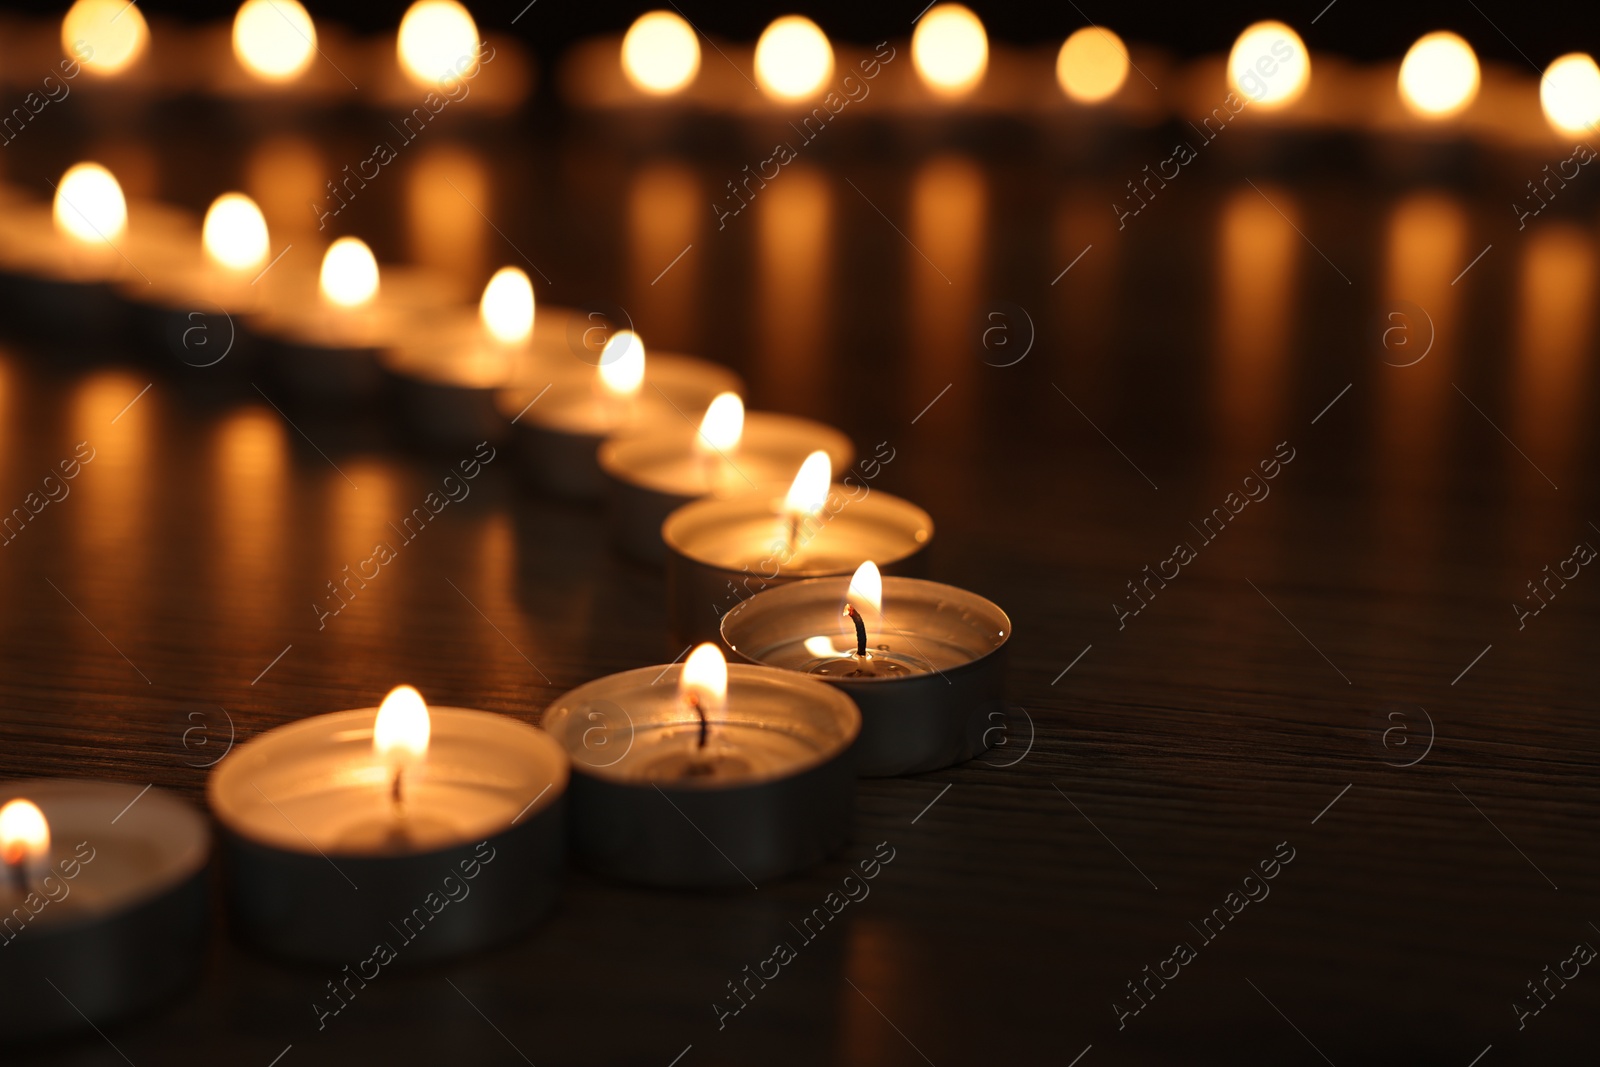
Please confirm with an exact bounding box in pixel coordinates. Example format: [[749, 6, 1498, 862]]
[[207, 705, 569, 860], [542, 662, 862, 792], [598, 411, 855, 496]]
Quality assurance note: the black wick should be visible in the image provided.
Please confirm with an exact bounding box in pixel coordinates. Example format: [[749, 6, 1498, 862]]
[[687, 692, 709, 751], [845, 604, 868, 658]]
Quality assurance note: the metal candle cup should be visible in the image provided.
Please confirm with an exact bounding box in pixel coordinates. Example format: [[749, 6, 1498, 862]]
[[662, 487, 934, 646], [208, 705, 567, 965], [0, 780, 209, 1040], [497, 353, 744, 501], [599, 412, 854, 565], [381, 306, 581, 449], [541, 662, 860, 888], [721, 576, 1011, 776]]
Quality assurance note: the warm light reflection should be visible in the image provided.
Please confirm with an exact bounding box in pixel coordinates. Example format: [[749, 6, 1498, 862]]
[[1226, 21, 1310, 110], [1216, 186, 1296, 452], [202, 193, 270, 272], [63, 0, 149, 75], [696, 393, 744, 454], [0, 799, 49, 869], [598, 330, 646, 397], [1399, 31, 1479, 118], [679, 643, 728, 718], [629, 163, 700, 347], [847, 560, 883, 617], [319, 237, 379, 308], [755, 15, 834, 101], [1056, 26, 1129, 103], [480, 267, 534, 345], [246, 135, 323, 238], [912, 3, 988, 97], [406, 144, 488, 282], [1514, 224, 1592, 482], [374, 685, 431, 765], [755, 167, 830, 411], [909, 157, 983, 429], [233, 0, 317, 82], [397, 0, 479, 86], [621, 10, 700, 95], [784, 450, 832, 519], [1540, 53, 1600, 136], [53, 162, 127, 245]]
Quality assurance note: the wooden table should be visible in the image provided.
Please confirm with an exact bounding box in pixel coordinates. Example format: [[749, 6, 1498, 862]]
[[0, 111, 1595, 1065]]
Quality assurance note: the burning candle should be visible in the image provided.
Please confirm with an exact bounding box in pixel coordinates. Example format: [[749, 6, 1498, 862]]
[[208, 685, 567, 963], [599, 392, 855, 563], [1226, 20, 1310, 111], [911, 3, 988, 99], [123, 191, 275, 370], [397, 0, 479, 87], [1056, 26, 1130, 104], [0, 782, 208, 1039], [542, 643, 859, 887], [252, 236, 465, 403], [722, 561, 1011, 776], [382, 266, 576, 448], [662, 450, 933, 644], [1398, 31, 1479, 119], [62, 0, 149, 77], [0, 162, 194, 341], [232, 0, 318, 83], [1540, 53, 1600, 137], [754, 15, 834, 102], [621, 10, 700, 96], [500, 330, 743, 500]]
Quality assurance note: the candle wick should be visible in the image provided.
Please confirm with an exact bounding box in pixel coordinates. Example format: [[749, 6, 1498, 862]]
[[845, 604, 868, 658], [687, 693, 708, 751], [390, 767, 404, 812]]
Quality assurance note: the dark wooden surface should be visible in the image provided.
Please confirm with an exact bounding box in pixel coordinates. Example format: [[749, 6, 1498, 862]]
[[0, 92, 1597, 1066]]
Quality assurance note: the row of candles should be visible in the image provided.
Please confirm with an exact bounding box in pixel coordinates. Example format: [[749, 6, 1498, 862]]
[[6, 1, 1600, 140], [0, 154, 1010, 1036]]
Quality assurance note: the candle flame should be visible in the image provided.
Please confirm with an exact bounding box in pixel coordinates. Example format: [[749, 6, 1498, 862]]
[[783, 450, 831, 519], [374, 685, 431, 766], [622, 10, 700, 96], [754, 15, 834, 101], [1226, 21, 1310, 110], [233, 0, 317, 82], [847, 560, 883, 617], [598, 330, 646, 398], [1541, 53, 1600, 136], [479, 266, 534, 345], [398, 0, 479, 87], [0, 799, 50, 868], [912, 3, 988, 98], [203, 193, 270, 272], [696, 393, 744, 454], [63, 0, 149, 76], [679, 643, 728, 719], [1056, 26, 1129, 104], [1399, 31, 1479, 119], [53, 162, 127, 245], [320, 237, 379, 308]]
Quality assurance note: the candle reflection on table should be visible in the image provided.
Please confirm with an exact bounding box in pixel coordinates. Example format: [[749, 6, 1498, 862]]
[[1051, 184, 1118, 411], [908, 155, 982, 433], [69, 372, 151, 623], [245, 134, 326, 242], [211, 407, 288, 638], [755, 165, 831, 415], [628, 161, 701, 350], [321, 461, 397, 653], [407, 143, 489, 284], [1513, 224, 1591, 495], [1214, 184, 1296, 464]]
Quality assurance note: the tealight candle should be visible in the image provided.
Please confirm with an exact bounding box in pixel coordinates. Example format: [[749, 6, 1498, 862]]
[[381, 267, 579, 448], [497, 330, 744, 500], [122, 191, 276, 372], [208, 685, 567, 964], [722, 561, 1010, 776], [599, 392, 855, 564], [541, 643, 859, 887], [663, 451, 933, 645], [0, 163, 194, 342], [250, 237, 466, 403], [0, 781, 209, 1039]]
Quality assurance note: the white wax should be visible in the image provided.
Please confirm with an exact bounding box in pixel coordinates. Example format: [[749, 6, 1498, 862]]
[[0, 780, 207, 935], [209, 707, 567, 856]]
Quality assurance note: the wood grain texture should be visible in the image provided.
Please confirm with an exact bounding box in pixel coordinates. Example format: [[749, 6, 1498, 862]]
[[0, 111, 1596, 1066]]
